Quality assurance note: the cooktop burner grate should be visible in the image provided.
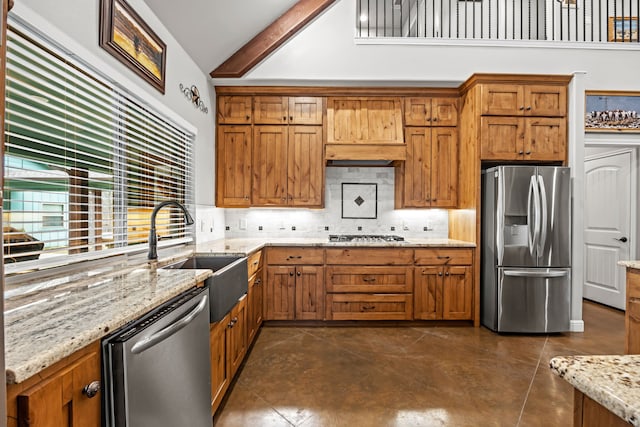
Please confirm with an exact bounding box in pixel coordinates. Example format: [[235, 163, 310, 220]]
[[328, 234, 405, 243]]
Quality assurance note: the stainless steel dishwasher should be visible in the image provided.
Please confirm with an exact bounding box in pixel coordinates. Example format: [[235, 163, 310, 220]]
[[102, 286, 212, 427]]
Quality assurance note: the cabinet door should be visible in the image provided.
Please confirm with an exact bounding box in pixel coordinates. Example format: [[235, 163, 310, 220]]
[[414, 266, 443, 320], [265, 266, 296, 320], [430, 127, 458, 208], [480, 84, 524, 115], [247, 270, 264, 346], [442, 266, 473, 320], [524, 118, 567, 162], [254, 96, 288, 124], [626, 270, 640, 354], [253, 126, 288, 205], [216, 125, 252, 207], [480, 116, 524, 160], [295, 266, 325, 320], [289, 97, 323, 124], [432, 97, 458, 126], [210, 313, 231, 414], [17, 351, 101, 427], [524, 85, 567, 117], [403, 127, 431, 207], [366, 97, 404, 143], [218, 95, 252, 124], [326, 97, 403, 144], [228, 296, 247, 378], [288, 126, 323, 207], [404, 97, 432, 126]]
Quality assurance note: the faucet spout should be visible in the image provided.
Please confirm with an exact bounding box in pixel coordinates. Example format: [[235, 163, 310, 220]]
[[148, 200, 194, 260]]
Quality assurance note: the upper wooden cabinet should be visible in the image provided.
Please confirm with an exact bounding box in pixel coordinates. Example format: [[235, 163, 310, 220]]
[[480, 84, 567, 117], [252, 125, 323, 207], [218, 96, 252, 124], [480, 116, 567, 162], [326, 97, 404, 144], [404, 97, 458, 127], [216, 125, 252, 207], [397, 127, 458, 208], [254, 96, 323, 125]]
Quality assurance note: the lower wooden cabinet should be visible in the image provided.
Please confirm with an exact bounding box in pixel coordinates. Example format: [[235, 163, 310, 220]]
[[626, 268, 640, 354], [210, 312, 231, 415], [414, 249, 474, 321], [573, 390, 628, 427], [210, 295, 247, 415], [247, 267, 264, 345], [325, 293, 413, 320], [7, 342, 102, 427]]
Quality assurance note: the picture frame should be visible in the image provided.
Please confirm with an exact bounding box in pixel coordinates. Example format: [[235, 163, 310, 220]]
[[585, 91, 640, 132], [607, 16, 639, 42], [341, 183, 378, 219], [99, 0, 167, 94]]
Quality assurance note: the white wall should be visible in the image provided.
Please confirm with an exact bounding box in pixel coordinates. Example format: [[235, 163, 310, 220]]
[[218, 0, 640, 91], [13, 0, 225, 242]]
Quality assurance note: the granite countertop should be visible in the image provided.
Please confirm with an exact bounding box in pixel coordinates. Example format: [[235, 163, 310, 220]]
[[619, 260, 640, 270], [194, 237, 476, 256], [5, 263, 212, 384], [550, 355, 640, 425]]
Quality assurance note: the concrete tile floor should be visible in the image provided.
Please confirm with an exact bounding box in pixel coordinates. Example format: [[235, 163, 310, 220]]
[[214, 301, 624, 427]]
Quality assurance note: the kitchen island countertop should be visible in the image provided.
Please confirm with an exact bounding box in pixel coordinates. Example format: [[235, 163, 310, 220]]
[[550, 355, 640, 426], [619, 260, 640, 270], [194, 237, 476, 257]]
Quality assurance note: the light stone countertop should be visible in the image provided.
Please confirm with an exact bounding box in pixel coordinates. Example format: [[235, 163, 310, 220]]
[[550, 355, 640, 425], [6, 236, 474, 385], [194, 237, 476, 256], [619, 260, 640, 270], [5, 264, 212, 384]]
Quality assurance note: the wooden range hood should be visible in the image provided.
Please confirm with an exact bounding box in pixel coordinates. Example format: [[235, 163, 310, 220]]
[[324, 96, 406, 165]]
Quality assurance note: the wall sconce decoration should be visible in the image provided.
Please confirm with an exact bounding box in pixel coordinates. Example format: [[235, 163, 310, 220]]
[[179, 83, 209, 114]]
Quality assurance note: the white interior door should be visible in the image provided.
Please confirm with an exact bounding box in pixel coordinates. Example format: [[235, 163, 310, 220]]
[[583, 149, 636, 309]]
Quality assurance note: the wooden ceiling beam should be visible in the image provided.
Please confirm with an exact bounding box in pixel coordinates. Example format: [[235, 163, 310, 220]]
[[210, 0, 336, 78]]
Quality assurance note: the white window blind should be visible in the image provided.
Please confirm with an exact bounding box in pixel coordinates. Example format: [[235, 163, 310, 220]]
[[3, 27, 194, 271]]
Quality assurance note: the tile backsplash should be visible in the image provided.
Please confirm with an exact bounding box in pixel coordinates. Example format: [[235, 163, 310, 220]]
[[223, 167, 448, 239]]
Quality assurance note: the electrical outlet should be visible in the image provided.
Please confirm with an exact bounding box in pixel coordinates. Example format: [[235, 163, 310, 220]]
[[317, 225, 324, 232], [402, 221, 409, 231], [239, 219, 247, 230]]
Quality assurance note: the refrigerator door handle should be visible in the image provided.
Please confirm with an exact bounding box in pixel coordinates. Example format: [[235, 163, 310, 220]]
[[537, 174, 548, 255], [503, 270, 569, 278], [496, 170, 504, 263], [527, 175, 540, 257]]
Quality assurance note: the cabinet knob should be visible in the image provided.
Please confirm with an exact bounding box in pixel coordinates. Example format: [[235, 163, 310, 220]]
[[289, 271, 294, 276], [255, 278, 262, 285], [82, 381, 101, 399], [519, 106, 525, 111], [283, 116, 287, 121], [438, 272, 443, 276], [518, 150, 524, 155], [525, 151, 531, 155], [297, 271, 301, 276], [432, 117, 438, 122], [445, 272, 450, 276], [289, 116, 294, 121], [245, 115, 250, 120], [526, 106, 532, 111]]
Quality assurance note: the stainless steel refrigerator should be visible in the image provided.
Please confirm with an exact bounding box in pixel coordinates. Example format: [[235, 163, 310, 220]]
[[481, 165, 571, 333]]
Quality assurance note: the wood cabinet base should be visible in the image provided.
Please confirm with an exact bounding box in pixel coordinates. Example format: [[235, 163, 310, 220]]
[[573, 390, 628, 427]]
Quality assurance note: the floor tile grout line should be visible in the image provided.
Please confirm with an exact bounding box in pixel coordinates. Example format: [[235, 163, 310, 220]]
[[516, 335, 549, 427]]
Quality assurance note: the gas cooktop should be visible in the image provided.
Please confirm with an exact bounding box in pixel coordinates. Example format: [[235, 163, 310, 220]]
[[328, 234, 405, 243]]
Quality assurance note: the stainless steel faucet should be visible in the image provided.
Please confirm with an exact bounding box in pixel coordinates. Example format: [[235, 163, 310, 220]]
[[148, 200, 194, 260]]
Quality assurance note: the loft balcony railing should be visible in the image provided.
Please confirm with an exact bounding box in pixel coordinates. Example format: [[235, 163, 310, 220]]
[[356, 0, 639, 43]]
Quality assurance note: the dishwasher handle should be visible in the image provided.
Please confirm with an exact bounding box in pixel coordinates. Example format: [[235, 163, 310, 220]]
[[131, 294, 208, 354]]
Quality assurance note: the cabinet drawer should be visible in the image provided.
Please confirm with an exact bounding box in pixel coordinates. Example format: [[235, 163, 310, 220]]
[[247, 250, 263, 278], [414, 248, 473, 265], [325, 266, 413, 293], [267, 247, 324, 265], [325, 248, 414, 265], [326, 294, 413, 320]]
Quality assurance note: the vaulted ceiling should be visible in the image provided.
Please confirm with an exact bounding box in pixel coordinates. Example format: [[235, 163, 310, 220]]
[[142, 0, 299, 76]]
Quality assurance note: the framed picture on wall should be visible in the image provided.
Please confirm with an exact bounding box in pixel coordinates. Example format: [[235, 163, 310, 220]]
[[607, 16, 639, 42], [99, 0, 167, 93], [585, 91, 640, 132]]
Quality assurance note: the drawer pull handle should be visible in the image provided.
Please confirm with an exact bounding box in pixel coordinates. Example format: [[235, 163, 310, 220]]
[[361, 305, 376, 311], [286, 255, 303, 260], [362, 276, 376, 283], [82, 381, 101, 399], [437, 256, 451, 259], [629, 297, 640, 304]]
